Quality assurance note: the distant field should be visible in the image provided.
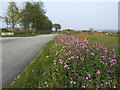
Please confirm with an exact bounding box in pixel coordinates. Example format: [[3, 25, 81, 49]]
[[71, 31, 118, 53], [87, 35, 118, 53]]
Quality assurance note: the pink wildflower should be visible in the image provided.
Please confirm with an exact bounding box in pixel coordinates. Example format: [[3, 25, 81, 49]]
[[97, 86, 99, 88], [82, 85, 86, 88], [76, 56, 79, 58], [82, 46, 84, 48], [32, 70, 34, 72], [61, 39, 64, 43], [45, 82, 48, 84], [113, 54, 115, 58], [97, 70, 100, 74], [101, 83, 103, 86], [55, 53, 57, 55], [70, 81, 73, 83], [90, 53, 95, 56], [53, 60, 56, 64], [60, 61, 63, 64], [113, 86, 116, 88], [74, 55, 76, 57], [53, 60, 56, 63], [86, 77, 88, 80], [64, 86, 67, 88], [64, 61, 67, 64], [105, 63, 107, 66], [73, 73, 78, 75], [73, 82, 76, 84], [96, 48, 99, 50], [71, 56, 74, 59], [64, 65, 68, 68], [63, 53, 67, 55], [66, 42, 68, 45], [113, 48, 114, 51], [88, 74, 90, 78]]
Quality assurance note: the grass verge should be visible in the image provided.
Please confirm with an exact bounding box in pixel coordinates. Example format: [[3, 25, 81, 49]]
[[8, 35, 58, 88]]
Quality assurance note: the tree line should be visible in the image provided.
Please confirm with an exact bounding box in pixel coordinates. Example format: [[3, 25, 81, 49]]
[[1, 2, 61, 33]]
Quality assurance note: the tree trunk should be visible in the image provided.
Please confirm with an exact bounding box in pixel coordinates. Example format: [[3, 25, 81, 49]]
[[13, 24, 14, 32], [24, 25, 27, 32], [7, 25, 8, 30], [32, 29, 34, 34], [56, 28, 57, 32], [27, 25, 29, 35]]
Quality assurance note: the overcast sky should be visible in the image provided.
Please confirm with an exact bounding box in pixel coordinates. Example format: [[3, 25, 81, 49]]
[[0, 1, 118, 31]]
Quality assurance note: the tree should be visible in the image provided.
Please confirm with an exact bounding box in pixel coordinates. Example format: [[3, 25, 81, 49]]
[[7, 2, 20, 31], [41, 16, 52, 30], [117, 32, 120, 34], [31, 2, 52, 33], [32, 2, 45, 31], [16, 2, 52, 34], [20, 2, 34, 31], [89, 28, 94, 32], [53, 24, 61, 31]]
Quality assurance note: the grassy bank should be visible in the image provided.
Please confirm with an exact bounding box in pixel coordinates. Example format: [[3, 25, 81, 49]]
[[9, 31, 119, 88]]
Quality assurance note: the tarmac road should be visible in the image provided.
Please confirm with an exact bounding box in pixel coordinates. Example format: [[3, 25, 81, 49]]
[[0, 34, 57, 88]]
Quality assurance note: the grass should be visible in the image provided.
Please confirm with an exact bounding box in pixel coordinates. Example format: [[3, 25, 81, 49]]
[[8, 31, 119, 88], [8, 36, 57, 88], [87, 35, 118, 52], [71, 31, 118, 53]]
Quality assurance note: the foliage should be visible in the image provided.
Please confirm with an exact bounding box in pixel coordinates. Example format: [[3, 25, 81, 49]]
[[53, 24, 61, 31], [4, 17, 9, 29], [3, 1, 52, 34], [20, 2, 33, 31], [2, 30, 52, 37], [7, 2, 20, 31], [20, 2, 52, 33]]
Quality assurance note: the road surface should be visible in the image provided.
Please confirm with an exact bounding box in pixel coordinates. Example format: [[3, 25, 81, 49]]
[[0, 34, 57, 88]]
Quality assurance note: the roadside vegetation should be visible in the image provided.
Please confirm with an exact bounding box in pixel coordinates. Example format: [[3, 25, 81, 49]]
[[2, 30, 52, 37], [9, 31, 119, 88]]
